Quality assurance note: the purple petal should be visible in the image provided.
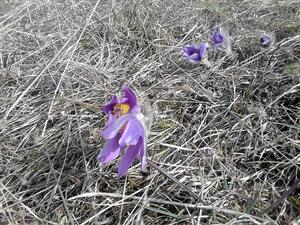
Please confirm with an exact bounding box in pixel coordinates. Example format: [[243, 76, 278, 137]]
[[211, 31, 224, 44], [188, 53, 202, 63], [260, 35, 271, 46], [106, 113, 117, 126], [97, 133, 122, 164], [118, 138, 142, 177], [119, 117, 144, 146], [199, 43, 209, 59], [122, 86, 139, 111], [139, 138, 146, 170], [183, 45, 197, 56], [101, 114, 134, 139], [183, 52, 190, 59], [102, 95, 119, 114]]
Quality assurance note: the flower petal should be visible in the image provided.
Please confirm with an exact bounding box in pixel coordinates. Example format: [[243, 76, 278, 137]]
[[101, 114, 134, 139], [199, 43, 209, 59], [102, 95, 119, 114], [211, 30, 224, 44], [119, 117, 144, 146], [183, 52, 190, 59], [183, 45, 197, 55], [189, 53, 201, 63], [106, 113, 117, 126], [97, 133, 122, 164], [118, 138, 142, 177], [122, 86, 138, 111]]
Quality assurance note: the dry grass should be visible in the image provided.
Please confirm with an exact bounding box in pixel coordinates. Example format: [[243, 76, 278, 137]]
[[0, 0, 300, 224]]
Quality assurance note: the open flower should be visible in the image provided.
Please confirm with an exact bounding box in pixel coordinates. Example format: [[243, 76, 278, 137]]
[[183, 43, 209, 64], [211, 27, 232, 55], [97, 86, 147, 177], [260, 32, 275, 48]]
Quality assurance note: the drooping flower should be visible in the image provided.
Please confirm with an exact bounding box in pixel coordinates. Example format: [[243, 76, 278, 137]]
[[260, 32, 275, 48], [211, 30, 224, 48], [211, 27, 232, 55], [97, 86, 147, 177], [183, 43, 209, 64]]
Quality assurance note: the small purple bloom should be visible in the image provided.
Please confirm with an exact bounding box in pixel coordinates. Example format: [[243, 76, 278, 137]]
[[260, 34, 271, 47], [211, 29, 225, 48], [183, 43, 209, 63], [210, 27, 232, 55], [97, 86, 147, 177], [259, 32, 276, 48]]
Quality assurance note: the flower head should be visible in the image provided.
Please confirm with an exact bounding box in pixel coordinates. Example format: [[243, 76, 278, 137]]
[[260, 32, 275, 48], [211, 27, 232, 55], [97, 86, 147, 177], [183, 43, 209, 64], [211, 30, 225, 48]]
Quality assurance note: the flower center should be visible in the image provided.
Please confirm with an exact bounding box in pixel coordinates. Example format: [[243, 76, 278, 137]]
[[113, 103, 130, 134], [113, 103, 130, 117]]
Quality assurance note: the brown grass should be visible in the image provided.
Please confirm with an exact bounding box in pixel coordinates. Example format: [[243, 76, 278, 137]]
[[0, 0, 299, 224]]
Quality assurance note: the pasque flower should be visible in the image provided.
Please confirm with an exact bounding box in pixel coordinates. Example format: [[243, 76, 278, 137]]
[[183, 43, 209, 64], [260, 32, 275, 48], [211, 29, 224, 48], [211, 27, 232, 55], [97, 86, 147, 177]]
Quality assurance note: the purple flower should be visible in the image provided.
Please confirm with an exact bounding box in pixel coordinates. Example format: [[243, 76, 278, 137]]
[[260, 34, 271, 47], [183, 43, 209, 63], [211, 29, 225, 48], [97, 86, 147, 177], [259, 32, 275, 48], [211, 27, 232, 55]]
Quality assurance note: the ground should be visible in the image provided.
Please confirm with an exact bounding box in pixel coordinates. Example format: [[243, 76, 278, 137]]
[[0, 0, 299, 224]]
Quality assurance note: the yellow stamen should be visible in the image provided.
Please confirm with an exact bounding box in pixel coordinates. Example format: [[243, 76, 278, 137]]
[[113, 103, 130, 116]]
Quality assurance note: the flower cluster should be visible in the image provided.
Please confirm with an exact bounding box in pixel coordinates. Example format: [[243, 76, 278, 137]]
[[97, 87, 147, 177], [183, 27, 232, 66], [98, 29, 277, 178], [183, 27, 275, 65]]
